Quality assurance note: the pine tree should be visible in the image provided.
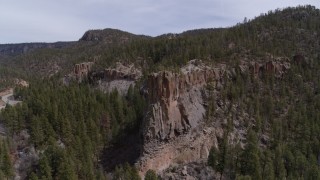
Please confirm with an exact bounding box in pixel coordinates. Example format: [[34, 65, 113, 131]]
[[0, 140, 13, 179], [38, 155, 52, 180], [240, 129, 262, 180], [262, 151, 275, 180], [145, 169, 158, 180], [208, 146, 218, 169]]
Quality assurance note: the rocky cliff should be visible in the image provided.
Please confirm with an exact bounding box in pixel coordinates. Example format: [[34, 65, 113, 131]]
[[67, 61, 142, 94], [137, 60, 226, 175], [248, 57, 290, 78], [96, 62, 142, 94], [143, 60, 225, 141], [137, 57, 291, 176], [73, 62, 94, 82], [63, 62, 94, 83]]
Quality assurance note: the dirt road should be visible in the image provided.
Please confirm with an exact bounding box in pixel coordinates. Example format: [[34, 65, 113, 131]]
[[0, 88, 21, 110]]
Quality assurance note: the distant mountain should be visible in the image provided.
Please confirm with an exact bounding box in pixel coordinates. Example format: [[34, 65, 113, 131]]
[[0, 42, 75, 56], [79, 28, 150, 43]]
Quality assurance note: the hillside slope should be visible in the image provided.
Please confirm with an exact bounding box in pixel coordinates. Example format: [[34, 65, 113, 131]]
[[0, 5, 319, 180]]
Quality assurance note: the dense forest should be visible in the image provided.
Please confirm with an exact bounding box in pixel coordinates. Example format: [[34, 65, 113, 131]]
[[0, 5, 320, 180]]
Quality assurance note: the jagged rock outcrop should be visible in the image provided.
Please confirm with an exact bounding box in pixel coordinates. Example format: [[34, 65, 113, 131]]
[[137, 60, 225, 175], [94, 62, 142, 94], [12, 130, 39, 180], [73, 62, 94, 82], [63, 61, 94, 84], [66, 61, 142, 94], [105, 62, 142, 81], [137, 58, 292, 176], [248, 58, 290, 78], [144, 60, 225, 141], [14, 79, 29, 87], [159, 160, 220, 180]]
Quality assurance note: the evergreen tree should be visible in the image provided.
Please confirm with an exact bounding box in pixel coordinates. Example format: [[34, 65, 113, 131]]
[[208, 146, 218, 170], [145, 169, 158, 180], [240, 129, 262, 180]]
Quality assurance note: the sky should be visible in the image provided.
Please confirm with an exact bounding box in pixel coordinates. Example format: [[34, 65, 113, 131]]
[[0, 0, 319, 43]]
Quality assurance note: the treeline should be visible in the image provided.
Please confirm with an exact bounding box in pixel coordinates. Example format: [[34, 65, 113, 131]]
[[0, 79, 145, 179]]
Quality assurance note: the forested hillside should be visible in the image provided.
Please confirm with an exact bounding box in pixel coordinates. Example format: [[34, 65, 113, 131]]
[[0, 5, 319, 180]]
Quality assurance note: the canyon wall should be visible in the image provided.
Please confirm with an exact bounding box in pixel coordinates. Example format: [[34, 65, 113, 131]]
[[143, 60, 225, 141], [137, 58, 291, 176], [138, 60, 225, 175]]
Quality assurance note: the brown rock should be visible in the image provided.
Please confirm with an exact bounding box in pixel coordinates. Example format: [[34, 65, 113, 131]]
[[249, 59, 290, 78], [138, 60, 225, 176], [73, 62, 94, 82], [138, 58, 292, 176], [144, 60, 223, 141]]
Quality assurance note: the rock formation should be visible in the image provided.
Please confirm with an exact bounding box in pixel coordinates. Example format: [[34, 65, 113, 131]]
[[144, 60, 225, 141], [137, 60, 225, 175], [73, 62, 94, 82], [62, 62, 93, 84], [248, 58, 290, 78], [14, 79, 29, 87], [66, 61, 142, 94], [94, 62, 142, 94], [105, 62, 142, 81], [137, 58, 292, 176]]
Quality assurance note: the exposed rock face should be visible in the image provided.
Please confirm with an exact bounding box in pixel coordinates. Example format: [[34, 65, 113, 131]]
[[144, 60, 225, 141], [14, 79, 29, 87], [159, 160, 220, 180], [73, 62, 94, 82], [66, 61, 142, 94], [138, 58, 292, 176], [248, 59, 290, 78], [138, 60, 225, 175], [105, 62, 142, 81], [63, 62, 94, 84], [12, 130, 39, 180], [95, 62, 142, 94], [138, 125, 223, 177]]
